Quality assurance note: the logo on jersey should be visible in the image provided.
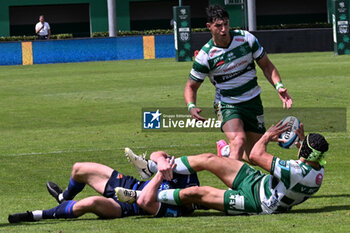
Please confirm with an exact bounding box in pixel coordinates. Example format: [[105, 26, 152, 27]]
[[257, 114, 265, 129], [143, 109, 161, 129], [164, 208, 179, 217], [235, 37, 245, 42], [278, 160, 287, 167], [210, 49, 217, 57], [216, 60, 225, 67], [228, 194, 244, 210], [160, 192, 168, 202], [315, 173, 323, 185], [213, 55, 225, 67], [160, 182, 170, 190]]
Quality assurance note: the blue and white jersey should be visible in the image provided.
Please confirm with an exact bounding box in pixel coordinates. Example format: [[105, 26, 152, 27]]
[[159, 173, 200, 191], [108, 170, 199, 217], [155, 173, 200, 217]]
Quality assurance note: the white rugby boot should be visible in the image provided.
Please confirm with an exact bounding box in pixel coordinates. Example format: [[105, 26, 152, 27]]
[[124, 147, 153, 179], [115, 187, 137, 204]]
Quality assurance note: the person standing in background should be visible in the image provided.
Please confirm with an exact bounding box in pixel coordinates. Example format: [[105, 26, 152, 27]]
[[35, 15, 51, 40]]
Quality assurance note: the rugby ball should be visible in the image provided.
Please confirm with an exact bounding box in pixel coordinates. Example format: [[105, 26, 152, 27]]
[[278, 116, 300, 149]]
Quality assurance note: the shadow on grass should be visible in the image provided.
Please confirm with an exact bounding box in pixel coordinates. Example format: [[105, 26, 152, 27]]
[[192, 211, 228, 217], [0, 218, 101, 228], [1, 212, 227, 228], [310, 193, 350, 199], [2, 202, 348, 227], [290, 205, 350, 214], [128, 211, 226, 220]]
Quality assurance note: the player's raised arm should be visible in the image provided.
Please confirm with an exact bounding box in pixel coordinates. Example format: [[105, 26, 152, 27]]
[[135, 171, 163, 215], [184, 78, 206, 122], [249, 121, 290, 171], [256, 54, 292, 109], [137, 156, 176, 215]]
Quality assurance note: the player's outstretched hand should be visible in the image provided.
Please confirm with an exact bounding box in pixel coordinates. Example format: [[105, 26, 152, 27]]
[[190, 107, 206, 122], [265, 121, 290, 142], [294, 123, 305, 148], [158, 156, 176, 181], [278, 88, 293, 109]]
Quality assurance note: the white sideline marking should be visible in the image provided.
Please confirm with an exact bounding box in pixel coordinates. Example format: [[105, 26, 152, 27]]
[[1, 144, 202, 157]]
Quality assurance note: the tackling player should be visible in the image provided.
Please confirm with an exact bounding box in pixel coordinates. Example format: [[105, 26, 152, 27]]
[[115, 155, 200, 216], [8, 155, 199, 223], [185, 5, 292, 161], [119, 122, 329, 215]]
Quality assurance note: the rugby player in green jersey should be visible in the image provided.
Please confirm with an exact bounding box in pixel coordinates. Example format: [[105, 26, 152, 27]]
[[185, 5, 293, 161], [119, 121, 329, 215]]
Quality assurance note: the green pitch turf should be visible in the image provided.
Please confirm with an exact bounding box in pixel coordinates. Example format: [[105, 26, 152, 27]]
[[0, 52, 349, 232]]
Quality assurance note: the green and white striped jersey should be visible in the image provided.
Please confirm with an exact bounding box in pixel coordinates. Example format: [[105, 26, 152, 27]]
[[190, 30, 265, 104], [259, 157, 324, 214]]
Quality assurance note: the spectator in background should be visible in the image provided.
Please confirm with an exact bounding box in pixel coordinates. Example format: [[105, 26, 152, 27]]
[[35, 15, 51, 40]]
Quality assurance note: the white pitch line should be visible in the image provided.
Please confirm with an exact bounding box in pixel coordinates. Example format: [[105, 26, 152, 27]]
[[1, 144, 203, 157], [2, 134, 350, 157]]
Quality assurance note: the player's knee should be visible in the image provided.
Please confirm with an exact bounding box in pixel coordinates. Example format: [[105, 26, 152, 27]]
[[199, 153, 217, 162], [83, 196, 99, 208], [204, 153, 220, 164], [229, 135, 246, 148], [193, 153, 217, 170], [82, 197, 119, 218], [71, 162, 87, 179], [74, 196, 99, 212]]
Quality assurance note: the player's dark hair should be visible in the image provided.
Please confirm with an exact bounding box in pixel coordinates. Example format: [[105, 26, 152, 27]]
[[206, 5, 229, 23], [299, 133, 329, 159]]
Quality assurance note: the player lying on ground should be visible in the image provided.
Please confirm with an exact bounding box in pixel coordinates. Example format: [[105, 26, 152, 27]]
[[115, 156, 199, 216], [8, 157, 200, 223], [119, 122, 329, 215]]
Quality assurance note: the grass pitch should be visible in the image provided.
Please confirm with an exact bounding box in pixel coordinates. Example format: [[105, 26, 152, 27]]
[[0, 52, 349, 232]]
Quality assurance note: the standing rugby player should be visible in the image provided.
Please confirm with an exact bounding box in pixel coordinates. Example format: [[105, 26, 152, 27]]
[[185, 5, 292, 161]]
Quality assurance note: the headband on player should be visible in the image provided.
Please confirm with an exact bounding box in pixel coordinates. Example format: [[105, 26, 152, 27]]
[[306, 135, 327, 165]]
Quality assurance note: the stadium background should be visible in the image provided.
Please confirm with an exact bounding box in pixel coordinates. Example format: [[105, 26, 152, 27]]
[[0, 0, 350, 232], [0, 0, 337, 66], [0, 0, 331, 37]]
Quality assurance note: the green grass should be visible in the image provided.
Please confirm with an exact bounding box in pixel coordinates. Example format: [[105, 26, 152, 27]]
[[0, 52, 349, 232]]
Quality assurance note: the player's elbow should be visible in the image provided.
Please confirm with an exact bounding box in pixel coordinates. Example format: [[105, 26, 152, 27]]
[[137, 197, 150, 209], [137, 197, 158, 214], [249, 150, 259, 163], [136, 197, 146, 208], [249, 148, 269, 166], [185, 78, 201, 93]]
